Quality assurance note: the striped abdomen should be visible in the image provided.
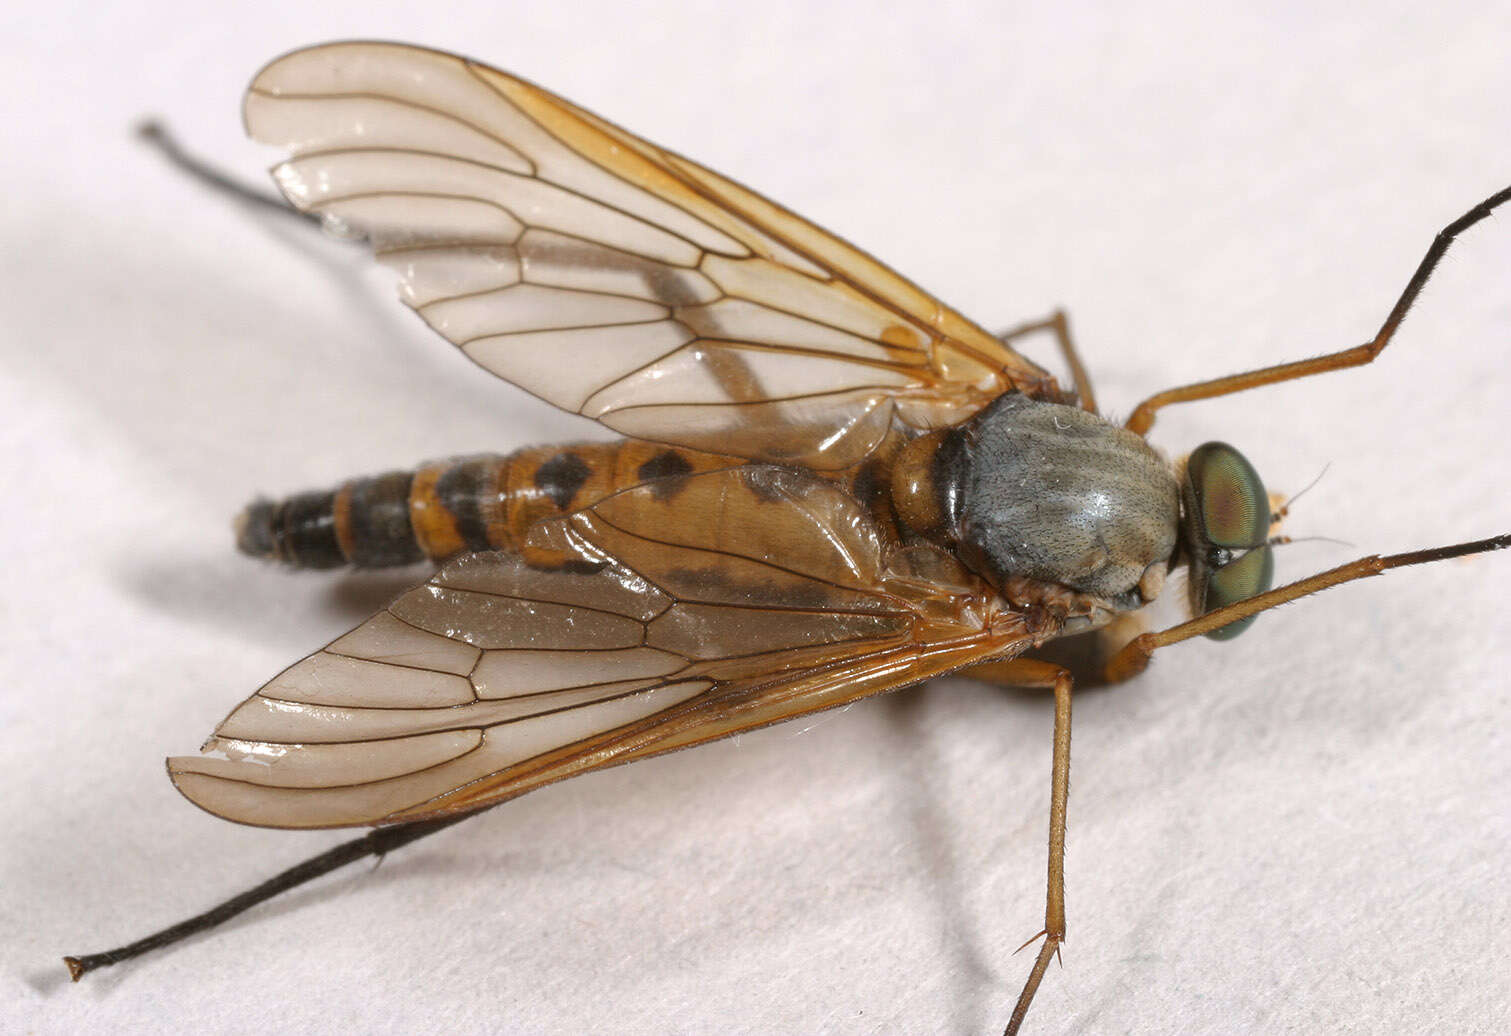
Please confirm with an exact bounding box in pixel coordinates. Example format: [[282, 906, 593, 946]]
[[235, 441, 746, 570]]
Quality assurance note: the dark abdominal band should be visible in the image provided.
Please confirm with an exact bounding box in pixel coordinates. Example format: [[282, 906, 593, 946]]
[[237, 470, 422, 569]]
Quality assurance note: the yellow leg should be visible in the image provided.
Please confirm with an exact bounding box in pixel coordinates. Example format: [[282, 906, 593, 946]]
[[972, 533, 1508, 1030], [998, 309, 1098, 414], [969, 657, 1075, 1036], [1105, 533, 1510, 682], [1123, 184, 1511, 433]]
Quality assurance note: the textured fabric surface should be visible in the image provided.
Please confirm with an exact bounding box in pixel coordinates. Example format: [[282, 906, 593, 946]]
[[5, 4, 1509, 1033]]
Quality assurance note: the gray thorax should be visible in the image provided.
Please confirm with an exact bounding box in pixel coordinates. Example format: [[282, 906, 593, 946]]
[[947, 394, 1179, 605]]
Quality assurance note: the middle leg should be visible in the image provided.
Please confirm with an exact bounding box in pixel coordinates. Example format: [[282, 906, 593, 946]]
[[968, 656, 1076, 1036]]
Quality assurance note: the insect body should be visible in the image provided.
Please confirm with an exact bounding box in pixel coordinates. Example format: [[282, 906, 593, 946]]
[[242, 394, 1180, 615], [65, 41, 1509, 1035], [235, 440, 749, 569]]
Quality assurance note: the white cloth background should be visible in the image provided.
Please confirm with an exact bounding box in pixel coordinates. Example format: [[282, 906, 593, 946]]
[[4, 3, 1509, 1034]]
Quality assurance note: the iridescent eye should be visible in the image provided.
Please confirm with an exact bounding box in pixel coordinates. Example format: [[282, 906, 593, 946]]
[[1182, 442, 1275, 640], [1187, 442, 1270, 549], [1201, 543, 1275, 640]]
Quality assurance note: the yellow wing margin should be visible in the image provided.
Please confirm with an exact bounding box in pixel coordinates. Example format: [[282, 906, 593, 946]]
[[244, 42, 1058, 468]]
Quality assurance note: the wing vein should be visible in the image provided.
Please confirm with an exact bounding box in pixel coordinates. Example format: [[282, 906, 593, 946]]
[[292, 135, 721, 259], [456, 316, 674, 345], [587, 512, 891, 599], [686, 337, 930, 374], [194, 737, 491, 792], [460, 62, 746, 261], [248, 85, 540, 176], [601, 385, 903, 414], [417, 281, 677, 312]]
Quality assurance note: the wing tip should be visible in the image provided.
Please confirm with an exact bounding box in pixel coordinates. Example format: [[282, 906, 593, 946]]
[[244, 40, 453, 137], [246, 39, 467, 97], [165, 755, 279, 828], [165, 759, 336, 831]]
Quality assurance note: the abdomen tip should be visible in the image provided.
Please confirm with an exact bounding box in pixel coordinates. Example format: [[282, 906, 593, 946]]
[[235, 498, 277, 558]]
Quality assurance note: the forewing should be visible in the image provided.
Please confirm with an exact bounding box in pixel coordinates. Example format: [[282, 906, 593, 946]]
[[169, 467, 1029, 828], [244, 42, 1056, 468]]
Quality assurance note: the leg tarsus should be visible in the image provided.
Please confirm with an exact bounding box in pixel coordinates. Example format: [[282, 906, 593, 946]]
[[1005, 933, 1064, 1036]]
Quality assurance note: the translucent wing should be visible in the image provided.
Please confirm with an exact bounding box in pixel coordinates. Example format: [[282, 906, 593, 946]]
[[244, 42, 1057, 469], [169, 467, 1032, 828]]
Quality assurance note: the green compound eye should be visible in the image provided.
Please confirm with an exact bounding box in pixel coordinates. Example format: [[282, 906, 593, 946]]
[[1201, 543, 1275, 641], [1182, 442, 1276, 641], [1188, 442, 1270, 549]]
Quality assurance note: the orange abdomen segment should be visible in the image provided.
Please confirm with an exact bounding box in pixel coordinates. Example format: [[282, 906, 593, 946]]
[[236, 441, 743, 570]]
